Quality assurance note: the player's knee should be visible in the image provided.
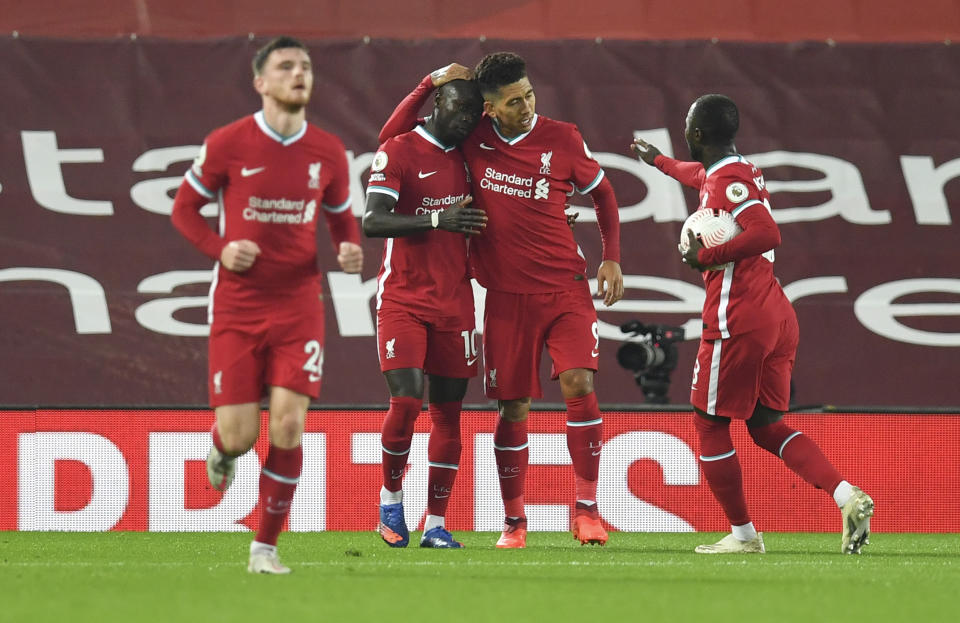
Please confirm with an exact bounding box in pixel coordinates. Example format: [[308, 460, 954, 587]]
[[269, 412, 305, 448], [499, 398, 531, 422], [559, 369, 594, 397], [218, 425, 258, 455]]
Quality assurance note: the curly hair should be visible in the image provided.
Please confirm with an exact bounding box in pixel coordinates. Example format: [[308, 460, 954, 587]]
[[474, 52, 527, 98]]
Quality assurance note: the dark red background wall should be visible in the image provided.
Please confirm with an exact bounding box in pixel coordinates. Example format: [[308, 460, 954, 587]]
[[1, 0, 958, 41]]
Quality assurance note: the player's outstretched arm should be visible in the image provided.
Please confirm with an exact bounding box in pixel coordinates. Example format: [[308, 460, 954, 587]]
[[630, 137, 661, 165], [632, 138, 705, 189]]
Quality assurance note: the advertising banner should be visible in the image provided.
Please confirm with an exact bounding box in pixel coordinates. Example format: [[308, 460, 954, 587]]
[[1, 38, 958, 407], [3, 409, 957, 533]]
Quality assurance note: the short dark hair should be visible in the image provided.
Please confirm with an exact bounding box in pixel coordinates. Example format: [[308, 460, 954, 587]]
[[474, 52, 527, 98], [252, 36, 309, 76], [437, 78, 482, 104], [692, 94, 739, 145]]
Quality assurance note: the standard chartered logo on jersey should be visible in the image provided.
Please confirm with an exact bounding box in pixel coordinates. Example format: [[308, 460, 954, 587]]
[[416, 193, 466, 215], [244, 196, 316, 224], [480, 167, 548, 200]]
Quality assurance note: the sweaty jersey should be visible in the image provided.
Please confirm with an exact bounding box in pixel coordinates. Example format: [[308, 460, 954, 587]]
[[177, 111, 354, 312], [463, 114, 605, 293], [656, 153, 793, 340], [366, 125, 473, 318]]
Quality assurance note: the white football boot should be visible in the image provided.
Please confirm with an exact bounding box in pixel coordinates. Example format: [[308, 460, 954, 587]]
[[695, 532, 765, 554], [248, 545, 291, 574], [841, 487, 874, 554], [206, 445, 236, 492]]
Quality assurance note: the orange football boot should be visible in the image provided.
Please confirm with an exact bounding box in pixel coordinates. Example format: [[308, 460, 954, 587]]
[[496, 517, 527, 549], [572, 503, 608, 546]]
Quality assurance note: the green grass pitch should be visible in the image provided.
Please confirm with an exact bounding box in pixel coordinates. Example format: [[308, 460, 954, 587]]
[[2, 531, 957, 622]]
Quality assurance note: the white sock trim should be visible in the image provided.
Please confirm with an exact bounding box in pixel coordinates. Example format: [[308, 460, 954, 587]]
[[833, 480, 854, 508], [700, 449, 736, 462], [250, 541, 277, 555], [731, 522, 758, 541], [423, 514, 445, 533], [380, 485, 403, 505], [778, 431, 803, 458]]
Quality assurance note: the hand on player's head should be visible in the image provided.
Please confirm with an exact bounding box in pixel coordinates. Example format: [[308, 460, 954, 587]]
[[430, 63, 474, 87], [221, 239, 261, 273], [630, 138, 660, 165]]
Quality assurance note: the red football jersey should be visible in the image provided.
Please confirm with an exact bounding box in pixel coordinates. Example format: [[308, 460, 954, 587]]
[[366, 125, 473, 317], [462, 114, 605, 293], [181, 112, 353, 311], [657, 154, 793, 339]]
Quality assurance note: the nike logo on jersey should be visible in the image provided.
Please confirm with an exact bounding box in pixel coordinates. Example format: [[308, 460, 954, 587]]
[[479, 143, 496, 150], [466, 357, 478, 366], [418, 170, 438, 179], [591, 349, 600, 357], [241, 166, 266, 177], [591, 450, 602, 456]]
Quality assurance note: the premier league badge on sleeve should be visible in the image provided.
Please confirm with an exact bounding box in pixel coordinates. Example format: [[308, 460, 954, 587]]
[[725, 181, 748, 203], [371, 150, 388, 173]]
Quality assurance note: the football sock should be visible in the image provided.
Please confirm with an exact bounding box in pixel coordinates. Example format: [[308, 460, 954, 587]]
[[565, 393, 602, 505], [694, 413, 751, 526], [380, 486, 402, 505], [250, 541, 277, 556], [380, 396, 422, 492], [731, 521, 759, 541], [426, 401, 462, 518], [832, 480, 855, 507], [494, 417, 528, 517], [748, 421, 843, 493], [254, 444, 302, 547], [423, 514, 445, 533]]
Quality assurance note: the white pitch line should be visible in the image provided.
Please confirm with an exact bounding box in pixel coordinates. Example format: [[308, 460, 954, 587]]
[[1, 559, 954, 569]]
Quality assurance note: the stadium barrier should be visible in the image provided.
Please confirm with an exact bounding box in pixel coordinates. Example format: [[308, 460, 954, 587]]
[[3, 408, 957, 533]]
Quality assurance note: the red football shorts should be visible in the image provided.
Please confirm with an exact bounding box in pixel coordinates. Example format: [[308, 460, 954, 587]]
[[690, 314, 799, 419], [482, 285, 599, 400], [207, 300, 325, 407], [376, 306, 478, 378]]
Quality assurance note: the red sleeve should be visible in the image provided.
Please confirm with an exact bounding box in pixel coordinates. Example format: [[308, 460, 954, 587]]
[[654, 154, 705, 189], [321, 139, 352, 213], [171, 182, 226, 261], [378, 74, 434, 144], [324, 208, 361, 250], [171, 134, 230, 261], [568, 126, 604, 193], [589, 176, 621, 263], [698, 203, 780, 266], [321, 140, 360, 250]]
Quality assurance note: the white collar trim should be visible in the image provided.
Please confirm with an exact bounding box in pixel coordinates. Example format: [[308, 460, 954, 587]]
[[254, 111, 307, 146]]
